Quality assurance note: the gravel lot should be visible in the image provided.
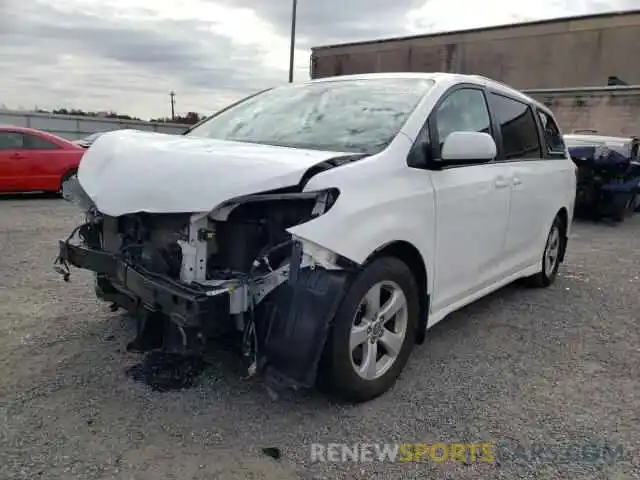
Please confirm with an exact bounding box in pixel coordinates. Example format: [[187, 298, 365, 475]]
[[1, 196, 639, 480]]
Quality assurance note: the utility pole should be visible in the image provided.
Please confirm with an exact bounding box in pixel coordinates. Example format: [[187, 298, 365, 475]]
[[169, 91, 176, 120], [288, 0, 297, 83]]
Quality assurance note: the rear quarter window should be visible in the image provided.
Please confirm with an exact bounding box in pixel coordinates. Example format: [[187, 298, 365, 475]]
[[537, 110, 567, 157]]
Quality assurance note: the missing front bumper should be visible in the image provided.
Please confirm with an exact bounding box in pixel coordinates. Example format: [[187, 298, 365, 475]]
[[57, 238, 354, 391], [58, 241, 231, 328]]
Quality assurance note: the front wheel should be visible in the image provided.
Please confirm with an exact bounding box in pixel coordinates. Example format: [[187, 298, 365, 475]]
[[318, 257, 419, 403]]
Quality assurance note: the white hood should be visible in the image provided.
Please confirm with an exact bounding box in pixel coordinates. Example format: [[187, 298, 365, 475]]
[[77, 129, 350, 216]]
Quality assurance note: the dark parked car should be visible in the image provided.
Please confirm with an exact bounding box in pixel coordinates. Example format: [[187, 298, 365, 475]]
[[564, 134, 640, 220]]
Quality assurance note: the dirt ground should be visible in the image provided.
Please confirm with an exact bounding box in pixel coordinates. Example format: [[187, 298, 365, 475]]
[[1, 196, 639, 480]]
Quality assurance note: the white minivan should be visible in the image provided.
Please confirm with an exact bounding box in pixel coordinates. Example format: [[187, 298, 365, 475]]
[[59, 73, 577, 402]]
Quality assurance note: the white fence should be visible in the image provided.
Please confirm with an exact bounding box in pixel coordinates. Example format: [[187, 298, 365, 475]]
[[0, 109, 189, 141]]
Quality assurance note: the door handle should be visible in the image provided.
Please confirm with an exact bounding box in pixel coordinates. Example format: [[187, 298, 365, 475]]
[[494, 177, 509, 189], [9, 153, 24, 159], [512, 177, 522, 186]]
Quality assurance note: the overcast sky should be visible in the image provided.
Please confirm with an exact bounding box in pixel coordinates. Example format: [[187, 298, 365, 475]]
[[0, 0, 637, 119]]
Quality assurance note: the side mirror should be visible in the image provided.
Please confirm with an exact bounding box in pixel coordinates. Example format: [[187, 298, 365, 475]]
[[440, 131, 497, 163]]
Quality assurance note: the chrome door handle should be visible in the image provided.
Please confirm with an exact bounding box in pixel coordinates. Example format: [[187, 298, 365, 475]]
[[513, 177, 522, 186]]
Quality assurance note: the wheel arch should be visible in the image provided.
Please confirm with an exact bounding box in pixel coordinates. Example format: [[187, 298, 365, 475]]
[[364, 240, 429, 345]]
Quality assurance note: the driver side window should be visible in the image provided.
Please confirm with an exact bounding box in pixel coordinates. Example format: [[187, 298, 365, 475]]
[[434, 88, 492, 157]]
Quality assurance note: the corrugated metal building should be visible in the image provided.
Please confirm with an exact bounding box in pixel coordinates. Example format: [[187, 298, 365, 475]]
[[0, 109, 188, 141], [310, 10, 640, 137]]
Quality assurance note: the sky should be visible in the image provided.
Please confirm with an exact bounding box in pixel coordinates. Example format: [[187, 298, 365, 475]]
[[0, 0, 638, 119]]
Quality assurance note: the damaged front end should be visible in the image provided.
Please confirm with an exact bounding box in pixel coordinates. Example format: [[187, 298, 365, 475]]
[[55, 176, 356, 390]]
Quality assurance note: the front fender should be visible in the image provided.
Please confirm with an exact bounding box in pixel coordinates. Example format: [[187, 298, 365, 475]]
[[287, 199, 435, 294]]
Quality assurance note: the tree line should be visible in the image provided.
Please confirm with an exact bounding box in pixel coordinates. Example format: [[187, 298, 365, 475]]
[[34, 108, 206, 125]]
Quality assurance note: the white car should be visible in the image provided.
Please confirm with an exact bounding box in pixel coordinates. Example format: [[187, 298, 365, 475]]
[[57, 73, 576, 402], [564, 133, 639, 159]]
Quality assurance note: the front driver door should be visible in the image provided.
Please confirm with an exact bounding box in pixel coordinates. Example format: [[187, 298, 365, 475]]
[[21, 132, 66, 191], [427, 86, 512, 313]]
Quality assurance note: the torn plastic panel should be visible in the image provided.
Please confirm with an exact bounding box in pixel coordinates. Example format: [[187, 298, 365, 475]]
[[257, 240, 354, 391], [55, 178, 360, 392], [54, 177, 101, 280]]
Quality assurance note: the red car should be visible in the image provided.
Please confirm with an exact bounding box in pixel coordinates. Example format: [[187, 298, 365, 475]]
[[0, 125, 85, 194]]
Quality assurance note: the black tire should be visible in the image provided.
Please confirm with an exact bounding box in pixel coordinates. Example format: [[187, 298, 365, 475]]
[[524, 214, 566, 288], [624, 195, 638, 218], [318, 257, 419, 403], [611, 203, 626, 222]]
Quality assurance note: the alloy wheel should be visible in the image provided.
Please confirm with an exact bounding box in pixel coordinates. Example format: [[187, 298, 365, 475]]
[[349, 280, 408, 381], [544, 223, 561, 274]]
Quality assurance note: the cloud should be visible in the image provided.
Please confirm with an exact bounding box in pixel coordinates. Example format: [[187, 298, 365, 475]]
[[212, 0, 427, 48], [0, 0, 637, 119], [406, 0, 637, 33]]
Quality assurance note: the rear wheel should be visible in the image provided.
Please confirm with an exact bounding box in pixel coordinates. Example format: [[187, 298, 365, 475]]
[[318, 257, 419, 403], [625, 194, 638, 217], [524, 214, 565, 288]]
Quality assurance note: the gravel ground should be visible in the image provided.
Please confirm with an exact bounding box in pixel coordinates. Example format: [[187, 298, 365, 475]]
[[1, 196, 639, 480]]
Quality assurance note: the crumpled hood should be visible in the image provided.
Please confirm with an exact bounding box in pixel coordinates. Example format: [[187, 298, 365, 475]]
[[77, 129, 350, 216]]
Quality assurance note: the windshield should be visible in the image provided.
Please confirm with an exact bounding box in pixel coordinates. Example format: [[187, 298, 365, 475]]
[[186, 78, 435, 154]]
